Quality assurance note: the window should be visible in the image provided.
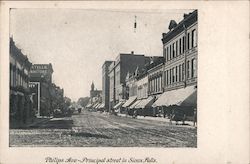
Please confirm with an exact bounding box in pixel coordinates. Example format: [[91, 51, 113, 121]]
[[172, 67, 175, 83], [179, 38, 182, 55], [172, 42, 175, 58], [169, 69, 172, 84], [191, 58, 196, 77], [167, 47, 169, 61], [169, 45, 172, 60], [176, 66, 178, 82], [166, 70, 169, 85], [192, 29, 197, 48], [163, 47, 166, 58], [182, 63, 185, 80], [187, 33, 190, 50], [187, 61, 190, 79], [179, 64, 182, 82], [182, 36, 185, 52], [176, 41, 178, 57]]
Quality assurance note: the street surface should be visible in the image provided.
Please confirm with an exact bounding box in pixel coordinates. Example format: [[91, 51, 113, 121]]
[[10, 110, 197, 147]]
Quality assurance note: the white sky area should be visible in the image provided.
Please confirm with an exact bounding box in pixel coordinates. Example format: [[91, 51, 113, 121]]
[[10, 9, 193, 101]]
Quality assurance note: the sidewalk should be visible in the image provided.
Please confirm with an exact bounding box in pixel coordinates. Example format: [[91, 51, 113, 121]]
[[117, 113, 195, 127], [10, 117, 51, 129]]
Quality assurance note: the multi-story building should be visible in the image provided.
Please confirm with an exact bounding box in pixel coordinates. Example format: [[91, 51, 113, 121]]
[[9, 38, 33, 127], [153, 10, 198, 118], [162, 10, 197, 91], [29, 64, 54, 117], [113, 52, 147, 102], [147, 57, 165, 96], [108, 61, 116, 111], [102, 61, 113, 111]]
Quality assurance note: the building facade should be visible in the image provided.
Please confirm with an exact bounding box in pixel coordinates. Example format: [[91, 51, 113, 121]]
[[102, 61, 113, 111], [108, 61, 116, 111], [152, 10, 198, 119], [162, 10, 197, 91], [113, 52, 148, 103], [29, 64, 54, 117], [9, 38, 33, 127]]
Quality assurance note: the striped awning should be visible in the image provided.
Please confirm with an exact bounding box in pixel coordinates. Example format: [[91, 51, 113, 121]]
[[152, 86, 197, 107], [122, 96, 137, 108]]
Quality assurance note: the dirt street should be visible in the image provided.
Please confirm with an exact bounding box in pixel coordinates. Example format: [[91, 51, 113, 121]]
[[10, 110, 197, 147]]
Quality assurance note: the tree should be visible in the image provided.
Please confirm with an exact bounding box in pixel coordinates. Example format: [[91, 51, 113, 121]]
[[77, 97, 90, 107]]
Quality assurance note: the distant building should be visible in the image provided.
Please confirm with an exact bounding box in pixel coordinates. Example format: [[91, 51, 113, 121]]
[[9, 38, 33, 127], [89, 82, 102, 104], [102, 61, 113, 111], [29, 64, 54, 117], [108, 61, 116, 111], [110, 52, 149, 108]]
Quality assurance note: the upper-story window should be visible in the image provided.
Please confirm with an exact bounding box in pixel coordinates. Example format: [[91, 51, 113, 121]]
[[191, 29, 197, 48], [172, 42, 175, 58], [179, 64, 182, 82], [175, 40, 178, 57], [163, 47, 166, 59], [167, 47, 169, 61], [169, 44, 172, 60], [182, 36, 185, 52], [172, 67, 175, 83], [187, 33, 190, 50], [191, 58, 197, 77], [187, 60, 190, 79], [179, 38, 182, 55]]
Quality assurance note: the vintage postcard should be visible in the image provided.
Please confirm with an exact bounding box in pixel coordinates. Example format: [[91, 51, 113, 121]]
[[0, 1, 249, 164]]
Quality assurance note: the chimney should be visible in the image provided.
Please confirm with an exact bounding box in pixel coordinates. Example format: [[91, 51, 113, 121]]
[[131, 51, 134, 55]]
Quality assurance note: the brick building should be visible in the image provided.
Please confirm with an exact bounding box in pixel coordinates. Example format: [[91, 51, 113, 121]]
[[29, 64, 54, 117], [109, 52, 149, 111], [102, 61, 113, 111], [9, 38, 33, 127], [153, 10, 198, 118]]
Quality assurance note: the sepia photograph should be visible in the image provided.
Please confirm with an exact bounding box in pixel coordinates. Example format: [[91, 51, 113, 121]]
[[9, 8, 198, 147]]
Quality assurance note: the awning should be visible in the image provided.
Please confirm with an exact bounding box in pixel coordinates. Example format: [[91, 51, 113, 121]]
[[95, 103, 101, 109], [86, 103, 92, 108], [122, 96, 137, 108], [152, 86, 197, 107], [98, 103, 105, 108], [135, 96, 155, 108], [113, 101, 124, 109], [129, 99, 142, 109], [92, 103, 99, 108]]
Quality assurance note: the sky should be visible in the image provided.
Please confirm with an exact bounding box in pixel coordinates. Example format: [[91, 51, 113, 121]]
[[10, 9, 193, 101]]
